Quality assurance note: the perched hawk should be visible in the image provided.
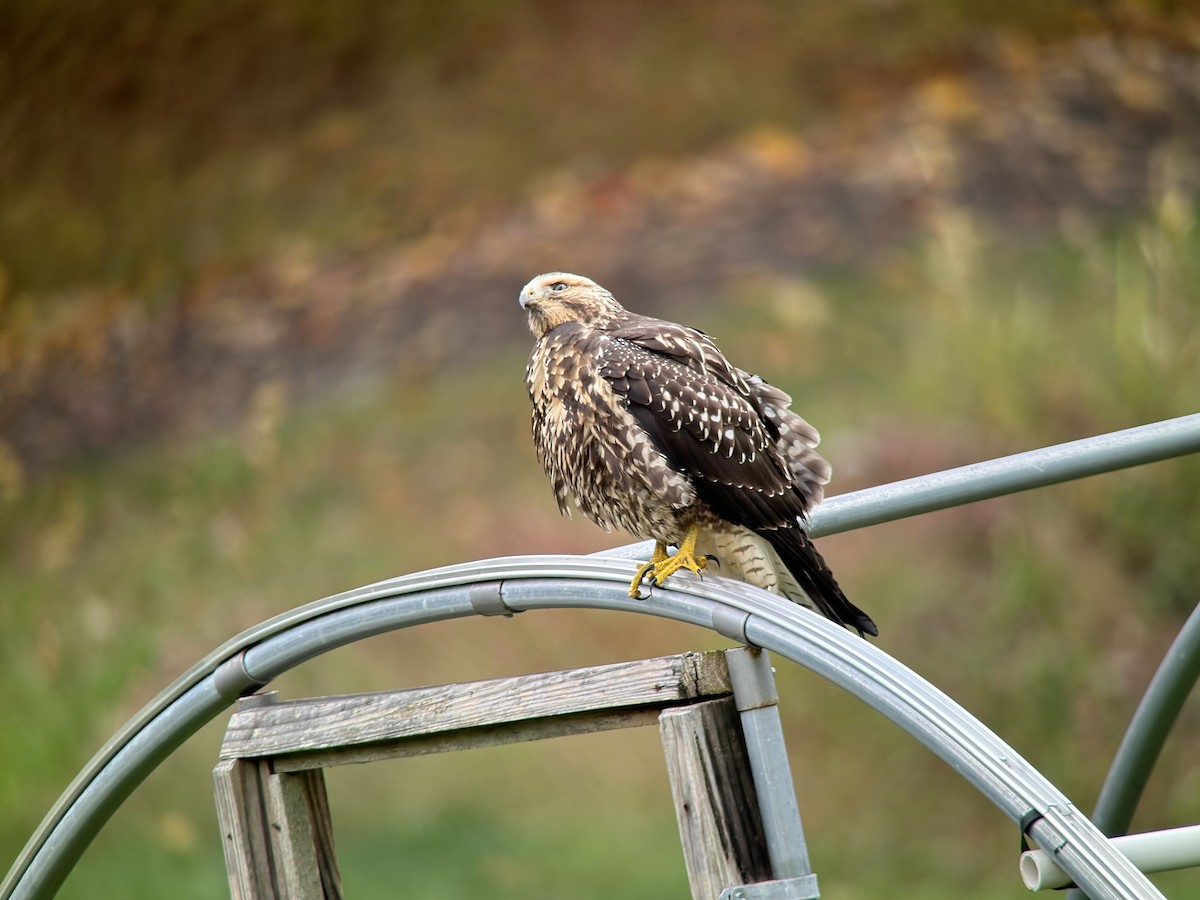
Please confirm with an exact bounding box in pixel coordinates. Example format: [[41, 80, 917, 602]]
[[521, 272, 877, 637]]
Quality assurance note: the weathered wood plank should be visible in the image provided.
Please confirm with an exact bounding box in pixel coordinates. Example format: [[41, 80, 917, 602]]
[[271, 707, 660, 772], [660, 697, 771, 900], [221, 651, 730, 760], [214, 757, 342, 899], [263, 770, 341, 900], [214, 758, 276, 900]]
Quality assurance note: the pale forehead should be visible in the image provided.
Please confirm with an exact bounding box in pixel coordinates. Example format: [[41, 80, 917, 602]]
[[523, 272, 595, 292]]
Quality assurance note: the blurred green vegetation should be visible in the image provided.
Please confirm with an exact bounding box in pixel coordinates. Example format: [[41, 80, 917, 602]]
[[3, 196, 1198, 896]]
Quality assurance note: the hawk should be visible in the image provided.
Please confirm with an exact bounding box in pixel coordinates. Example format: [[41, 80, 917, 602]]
[[521, 272, 877, 636]]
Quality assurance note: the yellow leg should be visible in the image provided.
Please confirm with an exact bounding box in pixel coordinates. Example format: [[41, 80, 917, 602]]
[[630, 542, 669, 597], [628, 526, 708, 597]]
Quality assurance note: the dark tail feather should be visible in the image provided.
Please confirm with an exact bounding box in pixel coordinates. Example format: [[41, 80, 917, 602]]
[[757, 526, 878, 637]]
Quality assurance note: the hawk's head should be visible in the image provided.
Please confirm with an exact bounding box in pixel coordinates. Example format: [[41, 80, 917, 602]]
[[520, 272, 623, 339]]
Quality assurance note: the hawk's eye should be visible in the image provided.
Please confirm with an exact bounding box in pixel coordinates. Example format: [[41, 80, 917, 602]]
[[551, 281, 567, 292]]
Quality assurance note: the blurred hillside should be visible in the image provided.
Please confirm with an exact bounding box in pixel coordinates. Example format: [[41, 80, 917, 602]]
[[3, 1, 1200, 476], [3, 3, 1200, 899]]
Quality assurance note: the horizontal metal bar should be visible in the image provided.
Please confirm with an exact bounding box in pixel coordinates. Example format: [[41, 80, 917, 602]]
[[808, 413, 1200, 537]]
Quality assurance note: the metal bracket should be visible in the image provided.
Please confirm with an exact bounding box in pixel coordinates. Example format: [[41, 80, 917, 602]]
[[720, 873, 821, 899], [468, 581, 515, 617], [213, 650, 267, 701], [725, 646, 779, 711], [712, 605, 752, 645]]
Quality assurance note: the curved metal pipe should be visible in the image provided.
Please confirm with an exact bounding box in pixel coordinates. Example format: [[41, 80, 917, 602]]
[[3, 557, 1164, 900], [1090, 601, 1200, 837]]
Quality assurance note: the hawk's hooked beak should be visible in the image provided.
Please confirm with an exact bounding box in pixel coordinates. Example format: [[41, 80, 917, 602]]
[[519, 289, 534, 310]]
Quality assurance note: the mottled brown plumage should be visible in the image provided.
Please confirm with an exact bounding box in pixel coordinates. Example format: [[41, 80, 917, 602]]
[[521, 272, 876, 636]]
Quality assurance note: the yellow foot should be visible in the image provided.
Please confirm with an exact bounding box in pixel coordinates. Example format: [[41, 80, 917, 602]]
[[628, 529, 708, 598]]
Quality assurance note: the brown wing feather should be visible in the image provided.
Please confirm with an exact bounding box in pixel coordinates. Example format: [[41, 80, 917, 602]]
[[599, 322, 808, 531], [747, 376, 830, 510]]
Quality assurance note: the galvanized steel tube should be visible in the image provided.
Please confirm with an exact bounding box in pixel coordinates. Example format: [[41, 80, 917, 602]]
[[3, 560, 1167, 900], [809, 413, 1200, 537]]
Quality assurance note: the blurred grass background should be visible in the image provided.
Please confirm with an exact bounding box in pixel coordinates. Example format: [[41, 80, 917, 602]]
[[2, 2, 1200, 898]]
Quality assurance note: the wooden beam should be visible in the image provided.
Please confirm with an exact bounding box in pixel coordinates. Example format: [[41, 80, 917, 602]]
[[660, 697, 771, 900], [221, 651, 731, 763], [270, 707, 661, 773]]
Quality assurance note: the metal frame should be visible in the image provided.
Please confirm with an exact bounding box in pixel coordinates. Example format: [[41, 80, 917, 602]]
[[722, 647, 820, 900], [4, 413, 1200, 900], [1090, 602, 1200, 838]]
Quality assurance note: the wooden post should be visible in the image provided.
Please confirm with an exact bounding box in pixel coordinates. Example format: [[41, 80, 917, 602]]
[[214, 759, 342, 900], [660, 697, 772, 899], [213, 758, 275, 900], [263, 769, 340, 900], [214, 691, 342, 900]]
